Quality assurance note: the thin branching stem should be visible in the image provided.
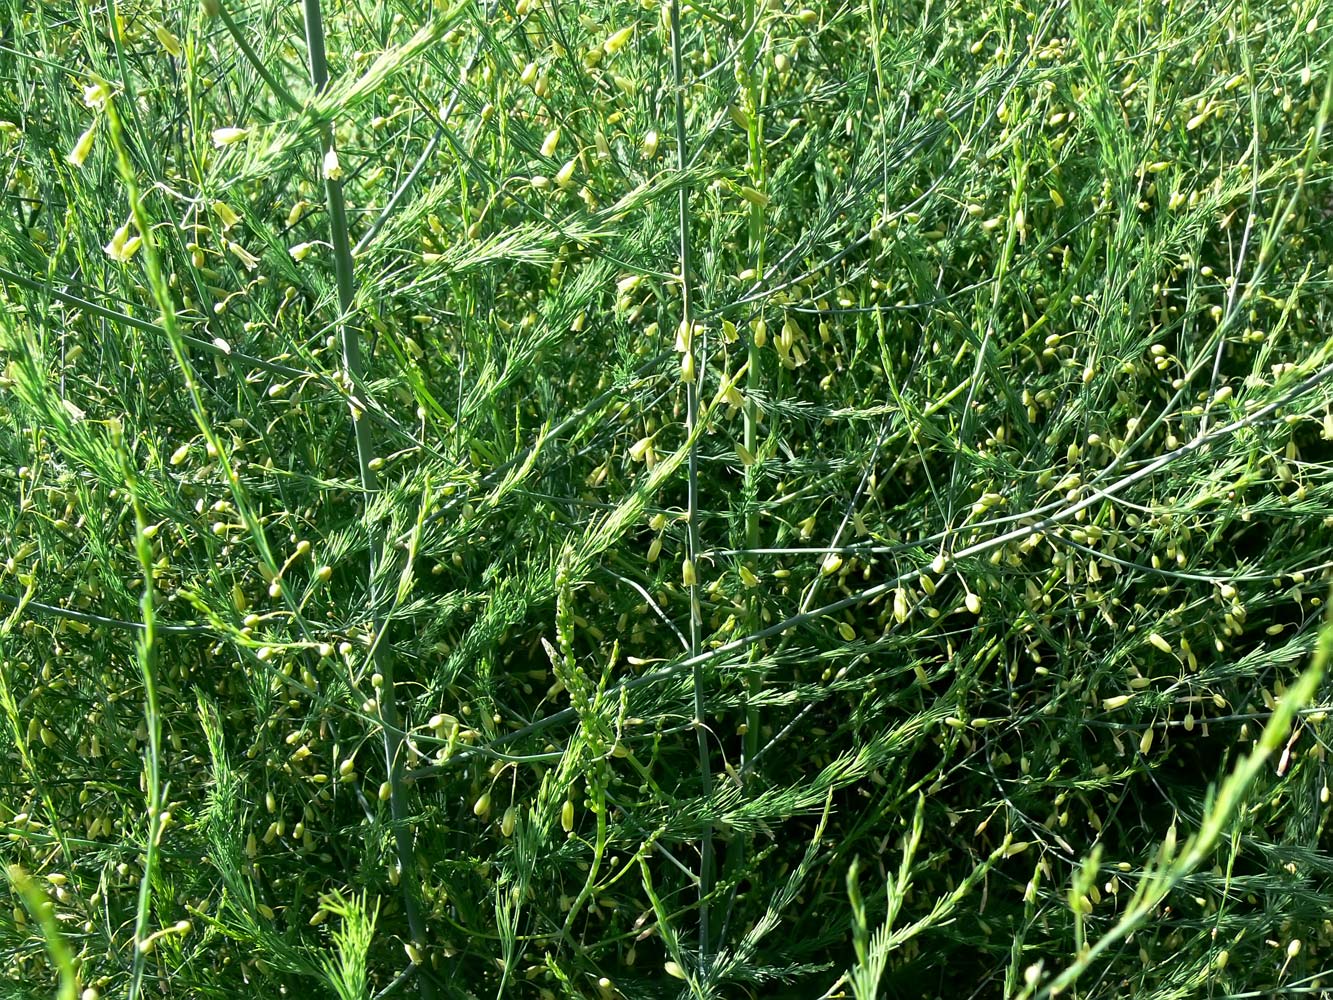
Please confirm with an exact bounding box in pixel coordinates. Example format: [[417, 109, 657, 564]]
[[668, 0, 714, 969], [216, 3, 303, 113]]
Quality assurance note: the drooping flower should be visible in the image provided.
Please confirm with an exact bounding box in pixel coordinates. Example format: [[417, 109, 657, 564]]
[[322, 147, 343, 180], [82, 81, 111, 110], [212, 200, 241, 231], [104, 222, 142, 262], [226, 240, 260, 271], [67, 122, 97, 167], [154, 24, 183, 57]]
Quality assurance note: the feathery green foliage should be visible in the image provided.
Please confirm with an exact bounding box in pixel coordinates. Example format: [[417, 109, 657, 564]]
[[2, 0, 1333, 997]]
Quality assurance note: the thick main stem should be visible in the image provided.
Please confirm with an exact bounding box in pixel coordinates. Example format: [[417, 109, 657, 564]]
[[301, 3, 432, 996]]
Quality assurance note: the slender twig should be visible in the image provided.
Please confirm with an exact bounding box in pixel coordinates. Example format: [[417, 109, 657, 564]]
[[0, 263, 431, 457], [371, 962, 418, 1000], [215, 3, 303, 113], [0, 264, 309, 379], [737, 0, 767, 787], [0, 590, 213, 634], [352, 0, 503, 257], [600, 569, 689, 651], [667, 0, 714, 971], [118, 425, 163, 1000], [96, 106, 167, 1000]]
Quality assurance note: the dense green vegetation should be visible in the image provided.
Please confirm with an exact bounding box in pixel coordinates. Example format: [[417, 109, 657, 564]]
[[2, 0, 1333, 997]]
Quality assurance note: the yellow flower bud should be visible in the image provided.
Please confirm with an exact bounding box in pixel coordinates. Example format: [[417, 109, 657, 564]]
[[67, 123, 96, 167], [603, 26, 634, 55], [555, 158, 577, 189], [680, 351, 695, 383], [226, 240, 260, 271], [738, 185, 770, 207], [211, 126, 248, 147], [154, 24, 183, 57], [893, 587, 908, 623], [629, 436, 653, 462], [212, 200, 241, 231], [103, 223, 142, 263]]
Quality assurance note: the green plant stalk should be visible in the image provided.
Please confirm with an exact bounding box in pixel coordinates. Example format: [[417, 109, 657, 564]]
[[639, 854, 707, 1000], [668, 0, 714, 970], [118, 426, 164, 1000], [300, 3, 432, 996], [559, 762, 609, 940], [713, 0, 770, 957], [739, 0, 767, 778], [100, 0, 145, 151], [95, 94, 203, 1000], [99, 70, 382, 996]]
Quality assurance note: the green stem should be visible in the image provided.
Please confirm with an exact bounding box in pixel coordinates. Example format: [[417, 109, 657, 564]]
[[120, 431, 162, 1000], [300, 3, 433, 996], [739, 0, 767, 780], [668, 0, 713, 971]]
